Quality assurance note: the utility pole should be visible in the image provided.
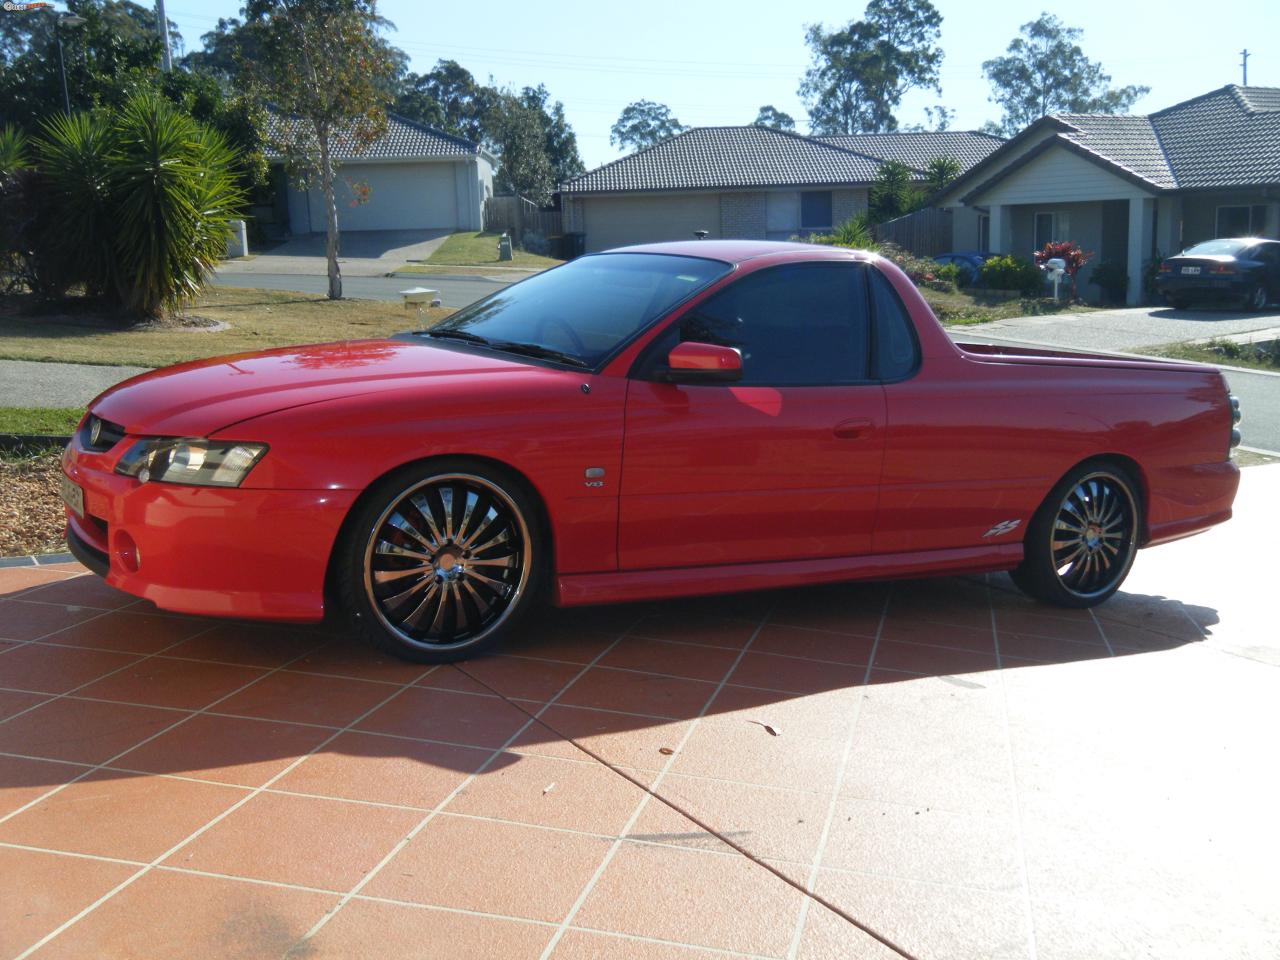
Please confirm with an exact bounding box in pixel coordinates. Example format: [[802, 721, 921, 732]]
[[155, 0, 172, 71], [1240, 49, 1249, 86]]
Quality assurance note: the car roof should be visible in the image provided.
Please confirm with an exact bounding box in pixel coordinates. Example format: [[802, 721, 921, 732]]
[[599, 239, 878, 264]]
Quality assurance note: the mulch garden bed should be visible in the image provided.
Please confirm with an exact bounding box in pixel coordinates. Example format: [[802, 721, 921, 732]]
[[1, 445, 67, 557]]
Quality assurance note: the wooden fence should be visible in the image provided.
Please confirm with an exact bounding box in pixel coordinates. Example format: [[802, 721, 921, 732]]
[[871, 207, 953, 257], [483, 195, 563, 239]]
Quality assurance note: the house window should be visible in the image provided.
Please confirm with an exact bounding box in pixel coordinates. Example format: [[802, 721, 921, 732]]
[[978, 214, 990, 251], [1215, 204, 1268, 237], [1034, 211, 1070, 251], [800, 191, 833, 231]]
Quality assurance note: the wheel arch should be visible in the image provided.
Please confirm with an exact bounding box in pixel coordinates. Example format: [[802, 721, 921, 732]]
[[321, 452, 555, 616], [1041, 452, 1150, 542]]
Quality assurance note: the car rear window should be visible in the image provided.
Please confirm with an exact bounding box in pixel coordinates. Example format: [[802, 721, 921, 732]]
[[1182, 240, 1249, 256]]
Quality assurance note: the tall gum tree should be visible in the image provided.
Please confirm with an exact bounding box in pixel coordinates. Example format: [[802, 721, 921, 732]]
[[242, 0, 397, 299]]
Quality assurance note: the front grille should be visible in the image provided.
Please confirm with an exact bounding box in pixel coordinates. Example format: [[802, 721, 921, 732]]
[[80, 415, 126, 453]]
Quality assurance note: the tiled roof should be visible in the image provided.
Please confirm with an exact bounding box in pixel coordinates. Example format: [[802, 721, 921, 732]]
[[1054, 114, 1177, 188], [265, 111, 480, 162], [816, 131, 1004, 171], [1149, 86, 1280, 188], [562, 127, 892, 193], [947, 85, 1280, 200]]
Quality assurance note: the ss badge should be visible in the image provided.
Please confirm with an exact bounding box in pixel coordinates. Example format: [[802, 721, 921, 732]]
[[982, 519, 1022, 538]]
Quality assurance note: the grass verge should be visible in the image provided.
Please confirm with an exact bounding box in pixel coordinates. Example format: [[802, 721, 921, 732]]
[[416, 231, 563, 269], [0, 407, 82, 435], [923, 287, 1098, 326], [1155, 339, 1280, 373], [0, 287, 453, 368]]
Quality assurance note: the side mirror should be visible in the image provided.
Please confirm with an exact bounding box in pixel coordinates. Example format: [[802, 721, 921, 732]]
[[663, 341, 742, 383]]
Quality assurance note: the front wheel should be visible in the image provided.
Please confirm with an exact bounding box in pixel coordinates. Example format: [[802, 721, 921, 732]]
[[1009, 463, 1140, 608], [336, 459, 545, 663]]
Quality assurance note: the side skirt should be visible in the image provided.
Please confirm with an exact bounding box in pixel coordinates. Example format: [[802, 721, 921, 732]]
[[554, 543, 1024, 607]]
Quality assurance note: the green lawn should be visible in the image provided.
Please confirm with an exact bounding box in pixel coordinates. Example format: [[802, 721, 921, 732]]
[[921, 286, 1098, 326], [0, 287, 453, 368], [1155, 338, 1280, 372], [0, 406, 83, 435], [413, 231, 563, 269]]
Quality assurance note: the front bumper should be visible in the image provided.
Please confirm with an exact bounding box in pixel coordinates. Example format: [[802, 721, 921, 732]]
[[62, 436, 358, 621]]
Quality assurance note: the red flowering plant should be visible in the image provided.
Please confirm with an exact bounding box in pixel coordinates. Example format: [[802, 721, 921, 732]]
[[1033, 241, 1093, 300]]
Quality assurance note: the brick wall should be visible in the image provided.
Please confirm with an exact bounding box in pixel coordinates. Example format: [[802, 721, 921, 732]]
[[832, 188, 869, 226], [719, 192, 767, 239]]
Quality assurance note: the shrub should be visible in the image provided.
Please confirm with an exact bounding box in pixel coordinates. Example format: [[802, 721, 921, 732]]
[[31, 94, 245, 318], [793, 213, 876, 250], [1089, 260, 1128, 304], [1033, 240, 1093, 300], [978, 255, 1044, 296], [876, 242, 941, 285], [520, 230, 550, 256], [933, 262, 961, 285]]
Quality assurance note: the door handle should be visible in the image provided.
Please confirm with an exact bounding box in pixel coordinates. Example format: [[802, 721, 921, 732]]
[[833, 418, 873, 439]]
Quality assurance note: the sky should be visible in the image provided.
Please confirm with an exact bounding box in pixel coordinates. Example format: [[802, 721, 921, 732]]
[[150, 0, 1277, 169]]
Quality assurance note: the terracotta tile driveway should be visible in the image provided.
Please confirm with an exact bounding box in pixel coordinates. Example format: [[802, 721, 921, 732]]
[[2, 465, 1278, 959]]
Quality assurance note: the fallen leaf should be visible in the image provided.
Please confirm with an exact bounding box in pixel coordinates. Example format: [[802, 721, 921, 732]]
[[658, 747, 674, 756], [542, 783, 556, 794]]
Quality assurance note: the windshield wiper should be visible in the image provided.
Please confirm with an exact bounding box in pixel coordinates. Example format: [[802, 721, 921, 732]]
[[489, 341, 589, 368], [423, 329, 492, 345]]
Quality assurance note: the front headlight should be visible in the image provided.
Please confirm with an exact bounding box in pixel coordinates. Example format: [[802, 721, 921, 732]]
[[114, 438, 268, 488]]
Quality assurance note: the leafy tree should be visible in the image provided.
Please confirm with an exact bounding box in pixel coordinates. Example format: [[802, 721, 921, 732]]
[[799, 0, 943, 134], [240, 0, 399, 300], [519, 84, 584, 187], [869, 160, 921, 222], [923, 156, 960, 195], [179, 17, 255, 86], [610, 100, 686, 151], [752, 105, 795, 131], [393, 59, 491, 143], [982, 14, 1150, 136], [486, 90, 555, 202]]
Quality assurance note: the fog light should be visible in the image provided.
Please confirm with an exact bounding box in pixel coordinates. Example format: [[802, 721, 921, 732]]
[[114, 530, 140, 573]]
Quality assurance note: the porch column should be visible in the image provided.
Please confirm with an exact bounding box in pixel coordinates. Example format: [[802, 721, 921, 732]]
[[1126, 196, 1155, 305], [988, 204, 1011, 254]]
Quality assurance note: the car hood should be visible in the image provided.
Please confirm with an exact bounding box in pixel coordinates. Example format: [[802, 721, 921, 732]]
[[91, 338, 531, 437]]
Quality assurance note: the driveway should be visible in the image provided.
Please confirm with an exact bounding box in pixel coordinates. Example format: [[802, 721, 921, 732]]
[[2, 465, 1277, 959], [218, 230, 455, 278], [960, 303, 1280, 353]]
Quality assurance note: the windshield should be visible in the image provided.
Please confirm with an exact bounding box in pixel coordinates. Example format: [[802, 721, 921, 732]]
[[1182, 239, 1249, 257], [422, 253, 732, 368]]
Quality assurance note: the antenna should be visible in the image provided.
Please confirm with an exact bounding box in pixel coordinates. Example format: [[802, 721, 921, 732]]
[[1240, 49, 1249, 86]]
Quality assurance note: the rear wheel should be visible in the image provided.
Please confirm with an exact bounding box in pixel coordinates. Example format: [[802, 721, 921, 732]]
[[1009, 462, 1140, 608], [1245, 283, 1268, 312], [337, 459, 545, 663]]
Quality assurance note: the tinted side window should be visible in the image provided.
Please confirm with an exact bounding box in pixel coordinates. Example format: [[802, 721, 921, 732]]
[[645, 262, 870, 385], [869, 269, 919, 380]]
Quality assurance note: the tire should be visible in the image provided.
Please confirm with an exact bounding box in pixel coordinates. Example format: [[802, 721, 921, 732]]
[[1009, 461, 1141, 609], [1168, 295, 1189, 310], [336, 458, 547, 663], [1245, 283, 1267, 312]]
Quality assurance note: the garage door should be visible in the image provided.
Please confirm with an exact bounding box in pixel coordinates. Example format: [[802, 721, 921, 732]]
[[307, 161, 460, 232], [582, 194, 720, 252]]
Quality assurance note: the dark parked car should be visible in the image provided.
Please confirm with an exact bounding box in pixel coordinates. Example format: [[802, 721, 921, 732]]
[[1156, 238, 1280, 310], [933, 251, 992, 284]]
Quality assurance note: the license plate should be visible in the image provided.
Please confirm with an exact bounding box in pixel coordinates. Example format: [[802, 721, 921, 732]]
[[1181, 266, 1201, 275], [58, 474, 84, 518]]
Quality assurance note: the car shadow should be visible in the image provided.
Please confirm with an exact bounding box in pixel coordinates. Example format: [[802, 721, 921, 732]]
[[1148, 305, 1280, 322], [3, 572, 1216, 780]]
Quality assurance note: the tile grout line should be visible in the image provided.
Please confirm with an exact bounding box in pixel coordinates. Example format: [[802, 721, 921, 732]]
[[987, 574, 1040, 960], [282, 618, 645, 956], [784, 588, 892, 960], [532, 602, 779, 960], [1087, 608, 1116, 656], [9, 648, 443, 960]]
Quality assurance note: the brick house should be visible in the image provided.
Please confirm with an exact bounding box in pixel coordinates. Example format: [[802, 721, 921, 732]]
[[560, 126, 1002, 253]]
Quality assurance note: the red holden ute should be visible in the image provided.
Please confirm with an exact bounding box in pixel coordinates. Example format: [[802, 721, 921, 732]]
[[61, 242, 1242, 662]]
